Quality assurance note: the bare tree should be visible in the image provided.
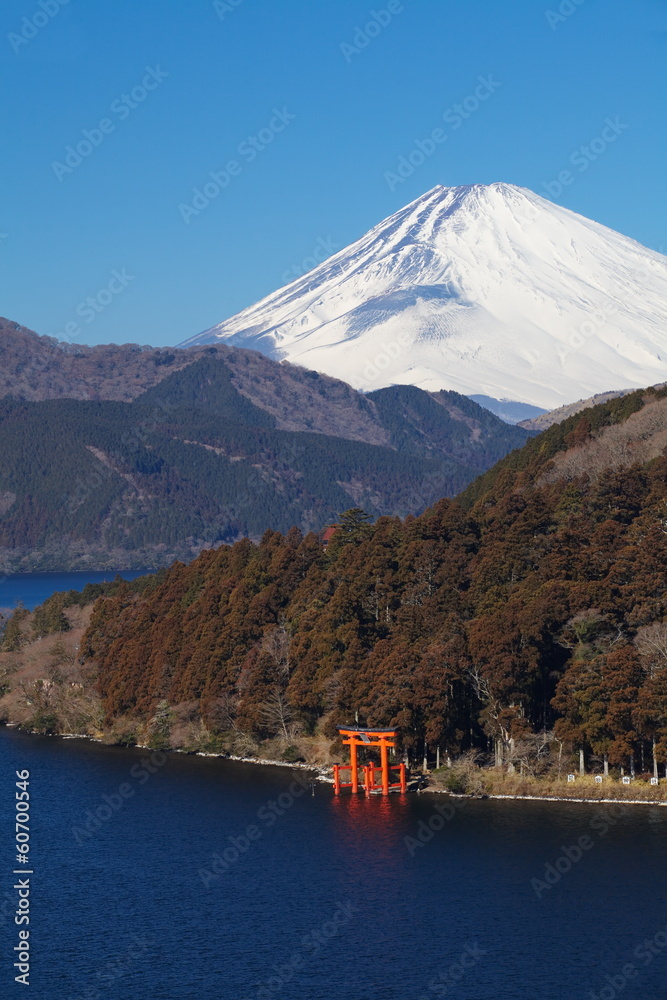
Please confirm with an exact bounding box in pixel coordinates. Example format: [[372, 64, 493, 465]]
[[258, 688, 302, 743], [634, 622, 667, 678], [469, 665, 511, 768], [540, 399, 667, 485], [505, 731, 554, 777], [260, 624, 291, 681]]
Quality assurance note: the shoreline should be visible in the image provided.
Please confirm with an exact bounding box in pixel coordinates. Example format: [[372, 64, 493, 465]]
[[423, 788, 667, 807], [5, 723, 667, 806], [4, 722, 332, 781]]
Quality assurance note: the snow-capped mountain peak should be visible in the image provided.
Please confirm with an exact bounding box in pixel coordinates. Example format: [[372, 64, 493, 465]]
[[180, 183, 667, 409]]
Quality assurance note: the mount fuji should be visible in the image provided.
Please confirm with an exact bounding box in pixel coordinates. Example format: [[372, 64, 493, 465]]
[[180, 184, 667, 410]]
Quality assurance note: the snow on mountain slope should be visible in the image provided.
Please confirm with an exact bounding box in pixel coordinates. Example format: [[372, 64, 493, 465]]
[[180, 184, 667, 409]]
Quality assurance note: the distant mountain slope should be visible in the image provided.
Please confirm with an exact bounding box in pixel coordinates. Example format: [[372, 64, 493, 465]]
[[457, 386, 666, 511], [517, 384, 666, 432], [181, 183, 667, 409], [468, 395, 546, 425], [0, 355, 529, 571]]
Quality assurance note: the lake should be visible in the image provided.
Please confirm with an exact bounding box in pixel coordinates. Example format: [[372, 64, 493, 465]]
[[1, 726, 667, 999], [0, 571, 149, 612]]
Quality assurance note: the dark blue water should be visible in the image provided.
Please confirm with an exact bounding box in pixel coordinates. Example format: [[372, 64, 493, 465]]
[[0, 571, 148, 611], [1, 726, 667, 1000]]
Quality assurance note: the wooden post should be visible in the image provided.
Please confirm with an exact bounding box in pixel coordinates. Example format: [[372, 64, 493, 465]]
[[333, 763, 341, 795], [369, 760, 376, 793], [436, 746, 440, 770], [399, 762, 407, 793], [380, 739, 390, 796], [363, 765, 371, 795], [350, 738, 359, 794]]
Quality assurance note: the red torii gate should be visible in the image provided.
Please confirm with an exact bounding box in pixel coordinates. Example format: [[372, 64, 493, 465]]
[[333, 727, 407, 796]]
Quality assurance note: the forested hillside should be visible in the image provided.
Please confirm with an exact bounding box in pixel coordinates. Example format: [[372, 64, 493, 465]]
[[66, 386, 667, 776], [0, 354, 528, 570], [0, 317, 208, 402]]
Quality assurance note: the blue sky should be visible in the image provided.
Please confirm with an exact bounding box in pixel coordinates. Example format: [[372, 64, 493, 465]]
[[1, 0, 665, 347]]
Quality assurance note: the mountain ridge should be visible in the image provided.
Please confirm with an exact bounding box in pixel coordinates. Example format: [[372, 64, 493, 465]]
[[0, 334, 530, 571]]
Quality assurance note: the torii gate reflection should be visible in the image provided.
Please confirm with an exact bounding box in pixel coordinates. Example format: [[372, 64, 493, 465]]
[[333, 728, 407, 796]]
